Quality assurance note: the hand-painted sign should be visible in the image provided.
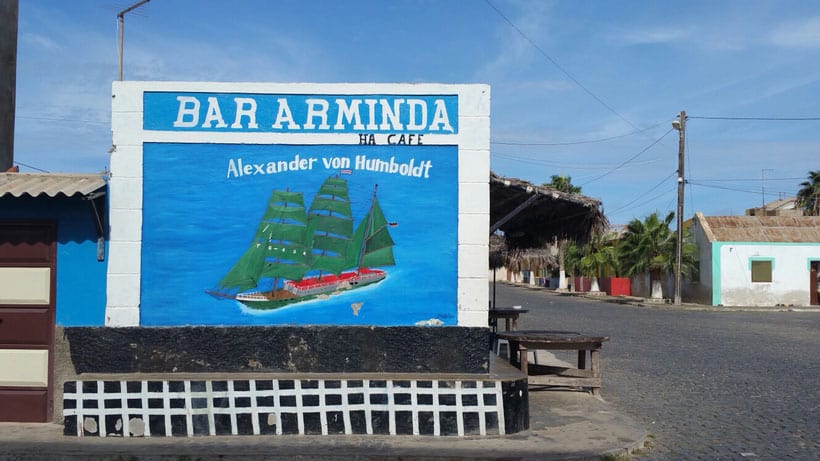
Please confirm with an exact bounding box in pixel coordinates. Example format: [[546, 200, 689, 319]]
[[141, 143, 457, 326], [107, 82, 489, 328], [143, 93, 458, 133]]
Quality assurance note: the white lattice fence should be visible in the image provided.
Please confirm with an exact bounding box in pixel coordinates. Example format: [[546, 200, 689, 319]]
[[63, 378, 506, 437]]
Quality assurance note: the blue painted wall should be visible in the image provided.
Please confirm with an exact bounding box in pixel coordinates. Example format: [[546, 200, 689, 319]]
[[0, 195, 107, 326], [140, 143, 459, 326]]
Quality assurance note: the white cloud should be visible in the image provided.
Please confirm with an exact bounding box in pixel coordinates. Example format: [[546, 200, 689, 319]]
[[769, 16, 820, 48], [475, 1, 556, 80], [121, 22, 328, 83], [747, 74, 820, 104], [20, 32, 61, 51], [606, 24, 748, 52]]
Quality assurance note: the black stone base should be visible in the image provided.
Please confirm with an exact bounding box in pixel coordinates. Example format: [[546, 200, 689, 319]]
[[64, 326, 491, 374]]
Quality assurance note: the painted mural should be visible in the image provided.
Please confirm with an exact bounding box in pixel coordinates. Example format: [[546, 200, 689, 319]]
[[209, 175, 395, 310], [141, 143, 457, 326]]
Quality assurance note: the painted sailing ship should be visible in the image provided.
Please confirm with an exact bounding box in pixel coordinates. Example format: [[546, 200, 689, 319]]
[[208, 176, 395, 310]]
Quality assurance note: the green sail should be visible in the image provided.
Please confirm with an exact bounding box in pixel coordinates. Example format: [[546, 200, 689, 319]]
[[307, 176, 354, 275], [312, 233, 351, 255], [266, 222, 308, 243], [262, 190, 310, 283], [267, 204, 307, 223], [311, 197, 352, 217], [214, 189, 309, 292], [348, 193, 395, 269], [310, 232, 352, 274], [311, 254, 348, 275], [316, 178, 350, 201], [215, 240, 266, 292], [269, 190, 306, 208], [260, 241, 311, 280], [310, 214, 353, 238], [361, 245, 395, 268], [266, 190, 308, 224]]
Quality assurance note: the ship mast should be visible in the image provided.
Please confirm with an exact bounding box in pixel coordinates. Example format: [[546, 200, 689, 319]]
[[271, 189, 287, 295], [356, 184, 378, 274]]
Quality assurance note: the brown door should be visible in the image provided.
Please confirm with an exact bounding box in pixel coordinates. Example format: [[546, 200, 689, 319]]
[[811, 262, 819, 306], [0, 222, 56, 422]]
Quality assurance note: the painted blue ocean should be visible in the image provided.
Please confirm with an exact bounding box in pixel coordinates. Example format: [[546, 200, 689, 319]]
[[141, 143, 458, 326]]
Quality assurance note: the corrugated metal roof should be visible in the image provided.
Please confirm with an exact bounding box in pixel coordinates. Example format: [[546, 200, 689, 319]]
[[765, 197, 798, 210], [0, 173, 107, 198], [699, 214, 820, 243]]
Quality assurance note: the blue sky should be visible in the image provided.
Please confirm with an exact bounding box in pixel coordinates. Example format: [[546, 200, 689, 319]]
[[13, 0, 820, 225]]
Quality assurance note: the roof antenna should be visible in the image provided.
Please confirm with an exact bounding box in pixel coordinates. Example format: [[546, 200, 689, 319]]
[[117, 0, 150, 81]]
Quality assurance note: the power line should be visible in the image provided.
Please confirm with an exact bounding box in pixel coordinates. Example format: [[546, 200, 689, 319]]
[[687, 180, 793, 197], [483, 0, 641, 132], [484, 1, 685, 200], [687, 181, 763, 194], [14, 161, 50, 173], [607, 170, 678, 215], [492, 152, 661, 171], [492, 153, 608, 171], [690, 116, 820, 121], [492, 120, 671, 146], [664, 193, 678, 217], [609, 186, 678, 222], [690, 177, 804, 182], [581, 128, 675, 186]]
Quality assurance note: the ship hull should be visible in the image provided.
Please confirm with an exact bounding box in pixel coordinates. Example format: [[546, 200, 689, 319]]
[[236, 268, 386, 310]]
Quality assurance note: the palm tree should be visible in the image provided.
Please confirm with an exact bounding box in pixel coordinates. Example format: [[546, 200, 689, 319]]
[[601, 238, 624, 278], [563, 241, 583, 292], [797, 170, 820, 216], [543, 175, 582, 290], [619, 211, 696, 300], [576, 233, 612, 293], [546, 174, 582, 194]]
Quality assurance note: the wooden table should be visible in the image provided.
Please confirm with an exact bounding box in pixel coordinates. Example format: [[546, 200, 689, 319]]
[[488, 307, 528, 332], [497, 330, 609, 395]]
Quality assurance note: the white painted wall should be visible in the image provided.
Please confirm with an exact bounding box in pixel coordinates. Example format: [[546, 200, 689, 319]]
[[717, 243, 820, 306], [108, 82, 490, 327], [687, 218, 714, 305]]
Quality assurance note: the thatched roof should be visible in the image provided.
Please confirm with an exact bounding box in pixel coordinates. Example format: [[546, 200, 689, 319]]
[[504, 248, 557, 273], [490, 234, 557, 271], [490, 172, 608, 249]]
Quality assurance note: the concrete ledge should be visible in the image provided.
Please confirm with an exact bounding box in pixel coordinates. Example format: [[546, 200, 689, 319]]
[[62, 326, 491, 374]]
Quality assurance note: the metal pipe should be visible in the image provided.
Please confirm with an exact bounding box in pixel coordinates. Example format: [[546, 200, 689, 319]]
[[117, 0, 150, 81]]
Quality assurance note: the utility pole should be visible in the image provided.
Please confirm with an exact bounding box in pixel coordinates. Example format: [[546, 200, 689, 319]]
[[672, 111, 686, 305], [117, 0, 150, 81], [0, 0, 18, 171]]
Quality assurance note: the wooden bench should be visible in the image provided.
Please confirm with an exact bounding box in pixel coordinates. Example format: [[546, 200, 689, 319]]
[[496, 330, 609, 396], [488, 307, 528, 333]]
